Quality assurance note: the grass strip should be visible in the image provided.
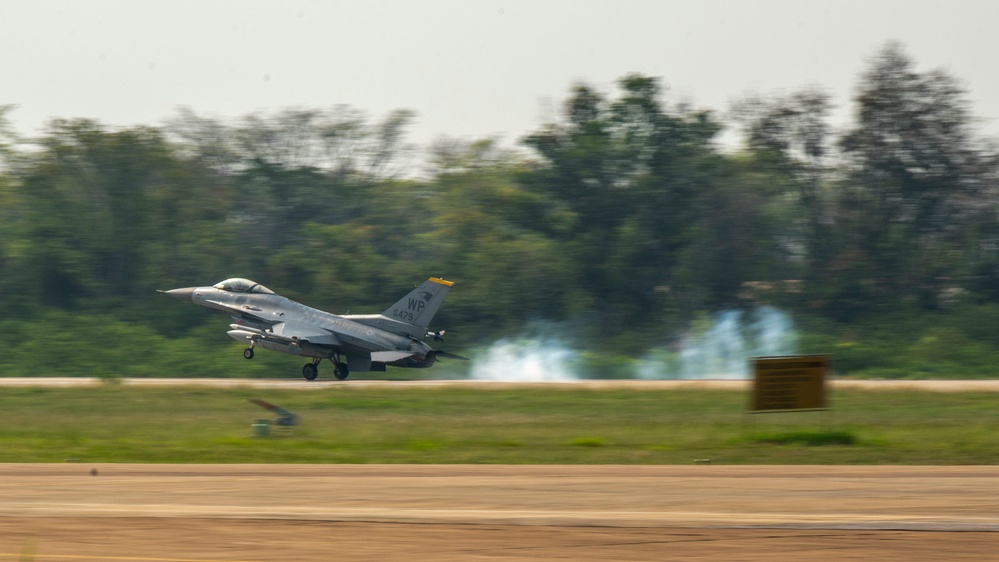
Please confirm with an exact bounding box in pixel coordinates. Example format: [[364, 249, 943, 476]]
[[1, 385, 997, 464]]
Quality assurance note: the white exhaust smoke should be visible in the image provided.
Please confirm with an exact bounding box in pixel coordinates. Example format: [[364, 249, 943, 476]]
[[636, 306, 798, 380], [470, 334, 579, 382], [468, 307, 796, 381]]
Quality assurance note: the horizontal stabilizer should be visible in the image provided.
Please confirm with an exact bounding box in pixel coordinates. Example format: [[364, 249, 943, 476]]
[[432, 350, 470, 361]]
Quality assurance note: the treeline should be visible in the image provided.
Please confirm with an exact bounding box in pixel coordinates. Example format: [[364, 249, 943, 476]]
[[2, 42, 999, 377]]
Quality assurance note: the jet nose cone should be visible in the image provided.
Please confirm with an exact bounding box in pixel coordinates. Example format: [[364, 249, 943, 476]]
[[160, 287, 197, 301]]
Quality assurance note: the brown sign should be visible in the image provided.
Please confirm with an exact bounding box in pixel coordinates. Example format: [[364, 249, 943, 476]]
[[750, 355, 829, 412]]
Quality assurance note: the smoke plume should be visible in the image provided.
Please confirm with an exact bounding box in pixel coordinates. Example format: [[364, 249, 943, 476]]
[[635, 306, 798, 379], [469, 326, 579, 382], [468, 307, 796, 381]]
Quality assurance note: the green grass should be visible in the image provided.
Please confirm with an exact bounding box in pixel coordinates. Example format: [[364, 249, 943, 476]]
[[2, 385, 999, 464], [747, 430, 857, 446]]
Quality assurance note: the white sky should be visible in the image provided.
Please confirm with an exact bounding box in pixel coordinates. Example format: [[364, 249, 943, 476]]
[[3, 0, 998, 155]]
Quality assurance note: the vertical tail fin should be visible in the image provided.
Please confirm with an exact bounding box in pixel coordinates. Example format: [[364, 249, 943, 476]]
[[382, 277, 454, 335]]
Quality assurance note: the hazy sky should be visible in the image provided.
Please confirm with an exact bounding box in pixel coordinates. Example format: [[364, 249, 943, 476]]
[[3, 0, 998, 153]]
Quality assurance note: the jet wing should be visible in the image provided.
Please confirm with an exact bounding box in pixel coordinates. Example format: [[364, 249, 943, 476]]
[[236, 322, 343, 346]]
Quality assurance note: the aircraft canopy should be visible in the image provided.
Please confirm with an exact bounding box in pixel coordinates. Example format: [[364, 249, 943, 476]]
[[213, 278, 275, 294]]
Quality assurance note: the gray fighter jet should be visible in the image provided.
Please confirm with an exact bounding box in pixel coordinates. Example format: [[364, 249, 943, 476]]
[[160, 277, 466, 380]]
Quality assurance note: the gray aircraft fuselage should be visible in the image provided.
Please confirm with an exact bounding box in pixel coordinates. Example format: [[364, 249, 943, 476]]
[[162, 277, 461, 380]]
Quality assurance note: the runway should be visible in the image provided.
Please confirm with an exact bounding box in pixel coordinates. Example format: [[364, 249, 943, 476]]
[[3, 379, 998, 559], [2, 464, 997, 561]]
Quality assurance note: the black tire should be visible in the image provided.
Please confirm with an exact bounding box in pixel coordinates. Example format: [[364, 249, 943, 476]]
[[302, 363, 319, 381], [334, 362, 349, 380], [243, 348, 254, 360]]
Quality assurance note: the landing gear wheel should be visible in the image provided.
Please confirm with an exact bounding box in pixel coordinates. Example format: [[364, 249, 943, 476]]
[[334, 362, 349, 380], [243, 348, 255, 360], [302, 363, 319, 381]]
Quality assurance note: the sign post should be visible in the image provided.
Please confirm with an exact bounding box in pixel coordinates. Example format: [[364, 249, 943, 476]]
[[749, 355, 829, 413]]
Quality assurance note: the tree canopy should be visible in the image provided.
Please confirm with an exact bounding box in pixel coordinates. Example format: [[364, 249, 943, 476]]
[[2, 43, 998, 377]]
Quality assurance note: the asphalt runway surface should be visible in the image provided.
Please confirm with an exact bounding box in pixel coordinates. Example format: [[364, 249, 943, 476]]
[[2, 464, 998, 561]]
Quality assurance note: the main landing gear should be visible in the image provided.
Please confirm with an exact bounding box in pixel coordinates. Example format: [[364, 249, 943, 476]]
[[301, 356, 350, 381], [333, 361, 349, 380], [302, 362, 318, 381], [243, 345, 348, 381]]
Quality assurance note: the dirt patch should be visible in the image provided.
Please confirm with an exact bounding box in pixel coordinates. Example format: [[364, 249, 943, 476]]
[[3, 517, 996, 562], [2, 464, 997, 561]]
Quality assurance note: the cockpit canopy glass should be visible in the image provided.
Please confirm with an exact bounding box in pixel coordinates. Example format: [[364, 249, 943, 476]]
[[213, 278, 274, 294]]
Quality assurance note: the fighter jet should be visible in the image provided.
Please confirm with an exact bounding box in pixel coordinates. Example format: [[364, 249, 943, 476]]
[[160, 277, 466, 380]]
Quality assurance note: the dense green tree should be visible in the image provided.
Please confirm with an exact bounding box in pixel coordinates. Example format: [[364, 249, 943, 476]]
[[522, 75, 776, 337], [837, 42, 996, 311], [730, 88, 838, 308], [14, 121, 171, 304], [168, 107, 417, 262], [421, 138, 575, 337], [0, 106, 20, 306]]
